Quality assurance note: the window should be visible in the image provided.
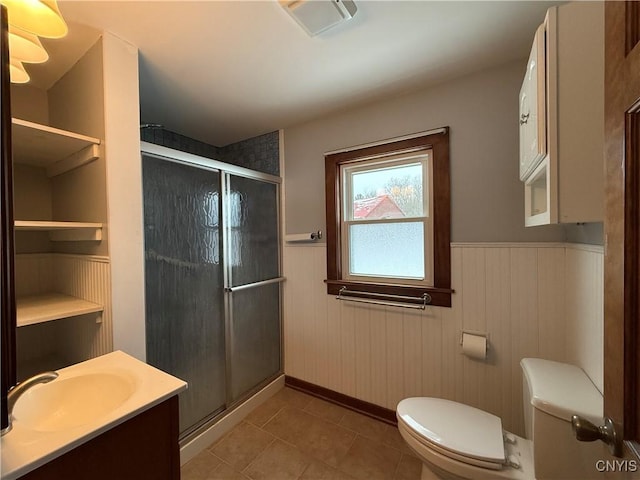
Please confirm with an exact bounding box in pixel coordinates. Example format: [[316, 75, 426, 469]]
[[325, 129, 451, 307]]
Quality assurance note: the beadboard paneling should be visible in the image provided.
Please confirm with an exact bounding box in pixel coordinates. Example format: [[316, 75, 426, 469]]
[[15, 253, 112, 377], [283, 243, 603, 436], [565, 245, 604, 393]]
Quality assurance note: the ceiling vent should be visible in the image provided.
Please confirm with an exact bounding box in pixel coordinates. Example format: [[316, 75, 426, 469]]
[[280, 0, 358, 36]]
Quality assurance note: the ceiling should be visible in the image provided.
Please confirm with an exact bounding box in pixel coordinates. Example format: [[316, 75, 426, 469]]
[[25, 1, 559, 147]]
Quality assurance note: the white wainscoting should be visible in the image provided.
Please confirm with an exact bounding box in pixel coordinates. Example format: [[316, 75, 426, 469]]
[[15, 253, 113, 377], [283, 242, 603, 436]]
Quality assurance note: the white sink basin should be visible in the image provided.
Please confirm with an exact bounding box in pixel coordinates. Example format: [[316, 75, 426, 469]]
[[12, 372, 136, 432]]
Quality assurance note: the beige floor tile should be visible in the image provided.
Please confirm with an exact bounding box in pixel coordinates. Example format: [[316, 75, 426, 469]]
[[337, 435, 402, 480], [394, 454, 422, 480], [181, 450, 222, 480], [278, 387, 315, 409], [304, 397, 349, 424], [245, 388, 313, 427], [300, 460, 358, 480], [187, 392, 415, 480], [339, 411, 389, 443], [264, 406, 356, 467], [262, 406, 316, 441], [245, 398, 286, 429], [382, 424, 414, 455], [297, 414, 358, 467], [210, 421, 276, 470], [243, 439, 311, 480], [210, 462, 250, 480]]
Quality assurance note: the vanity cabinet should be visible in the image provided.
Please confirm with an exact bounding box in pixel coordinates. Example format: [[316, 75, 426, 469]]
[[520, 2, 604, 226], [18, 396, 181, 480]]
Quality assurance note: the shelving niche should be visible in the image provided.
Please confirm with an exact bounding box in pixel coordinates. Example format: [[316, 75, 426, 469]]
[[10, 34, 116, 382], [17, 293, 103, 328], [12, 118, 101, 177], [13, 118, 106, 330]]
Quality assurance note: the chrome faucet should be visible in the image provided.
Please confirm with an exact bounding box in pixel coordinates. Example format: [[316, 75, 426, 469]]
[[1, 371, 58, 436]]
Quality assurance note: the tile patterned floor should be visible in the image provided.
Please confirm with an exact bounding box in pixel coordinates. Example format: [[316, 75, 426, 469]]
[[181, 387, 422, 480]]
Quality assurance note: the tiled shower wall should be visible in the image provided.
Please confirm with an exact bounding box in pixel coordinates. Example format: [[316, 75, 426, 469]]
[[140, 127, 280, 176], [283, 242, 604, 437]]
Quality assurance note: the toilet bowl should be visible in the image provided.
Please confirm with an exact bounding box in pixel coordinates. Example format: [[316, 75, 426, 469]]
[[397, 397, 533, 480], [396, 358, 606, 480]]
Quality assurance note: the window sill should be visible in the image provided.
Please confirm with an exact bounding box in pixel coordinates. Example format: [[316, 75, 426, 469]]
[[325, 279, 452, 308]]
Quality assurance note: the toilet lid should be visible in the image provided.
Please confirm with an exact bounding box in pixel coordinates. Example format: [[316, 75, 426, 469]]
[[397, 398, 506, 465]]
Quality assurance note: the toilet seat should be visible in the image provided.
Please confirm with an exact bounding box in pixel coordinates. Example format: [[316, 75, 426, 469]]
[[396, 398, 507, 470]]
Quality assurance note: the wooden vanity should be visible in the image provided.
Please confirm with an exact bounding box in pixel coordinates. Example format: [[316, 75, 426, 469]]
[[19, 396, 180, 480], [1, 351, 187, 480]]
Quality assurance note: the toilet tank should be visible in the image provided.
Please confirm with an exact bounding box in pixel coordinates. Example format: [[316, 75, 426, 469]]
[[520, 358, 608, 479]]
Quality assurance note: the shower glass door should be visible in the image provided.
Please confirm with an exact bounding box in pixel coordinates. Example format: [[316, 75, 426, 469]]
[[142, 144, 282, 438], [142, 155, 226, 435], [225, 174, 282, 402]]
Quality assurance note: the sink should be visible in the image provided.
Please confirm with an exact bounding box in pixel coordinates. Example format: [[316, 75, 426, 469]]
[[12, 372, 136, 432]]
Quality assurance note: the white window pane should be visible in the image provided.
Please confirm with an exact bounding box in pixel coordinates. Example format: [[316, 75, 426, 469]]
[[349, 222, 424, 279], [350, 163, 424, 220]]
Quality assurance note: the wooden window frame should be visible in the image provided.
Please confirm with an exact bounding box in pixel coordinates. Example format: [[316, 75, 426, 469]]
[[341, 152, 433, 286], [325, 128, 452, 308]]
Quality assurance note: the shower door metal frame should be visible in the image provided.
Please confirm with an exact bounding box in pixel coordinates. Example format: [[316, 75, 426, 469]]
[[140, 141, 284, 440], [222, 171, 284, 408]]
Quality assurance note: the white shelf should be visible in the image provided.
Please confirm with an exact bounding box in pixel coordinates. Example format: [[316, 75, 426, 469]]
[[12, 118, 101, 177], [15, 220, 103, 241], [17, 293, 103, 327]]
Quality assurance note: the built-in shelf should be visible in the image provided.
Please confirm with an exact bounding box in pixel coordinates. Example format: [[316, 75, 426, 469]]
[[17, 293, 103, 328], [14, 220, 103, 241], [12, 118, 101, 177]]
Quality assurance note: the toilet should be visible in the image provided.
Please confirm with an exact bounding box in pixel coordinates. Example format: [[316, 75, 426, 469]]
[[396, 358, 606, 480]]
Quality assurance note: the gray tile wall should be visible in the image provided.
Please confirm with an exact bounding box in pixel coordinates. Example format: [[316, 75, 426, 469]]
[[140, 126, 280, 176]]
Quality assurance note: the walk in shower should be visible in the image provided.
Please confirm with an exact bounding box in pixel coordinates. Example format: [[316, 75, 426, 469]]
[[140, 142, 282, 438]]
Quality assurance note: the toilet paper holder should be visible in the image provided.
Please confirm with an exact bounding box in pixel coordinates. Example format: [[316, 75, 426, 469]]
[[459, 330, 490, 350]]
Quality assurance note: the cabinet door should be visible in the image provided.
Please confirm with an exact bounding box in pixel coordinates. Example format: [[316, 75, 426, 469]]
[[519, 23, 547, 181]]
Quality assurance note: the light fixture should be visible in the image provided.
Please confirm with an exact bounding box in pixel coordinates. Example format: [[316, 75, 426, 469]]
[[9, 58, 29, 84], [1, 0, 68, 84], [1, 0, 67, 38], [8, 25, 48, 63], [280, 0, 357, 37]]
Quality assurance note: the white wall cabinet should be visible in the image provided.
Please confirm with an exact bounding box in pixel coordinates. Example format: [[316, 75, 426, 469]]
[[521, 2, 604, 226], [519, 24, 546, 182]]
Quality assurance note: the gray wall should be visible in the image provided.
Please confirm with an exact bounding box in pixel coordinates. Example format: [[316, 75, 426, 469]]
[[284, 60, 566, 243]]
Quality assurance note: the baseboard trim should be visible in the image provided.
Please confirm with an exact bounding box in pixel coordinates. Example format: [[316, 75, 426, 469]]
[[284, 376, 397, 426]]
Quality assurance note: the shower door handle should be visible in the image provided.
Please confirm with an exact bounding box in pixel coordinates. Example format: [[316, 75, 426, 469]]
[[224, 276, 286, 293]]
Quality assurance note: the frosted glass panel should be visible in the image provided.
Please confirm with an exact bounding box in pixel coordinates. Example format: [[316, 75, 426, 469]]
[[228, 176, 279, 286], [142, 155, 226, 435], [350, 222, 424, 278], [230, 283, 281, 401]]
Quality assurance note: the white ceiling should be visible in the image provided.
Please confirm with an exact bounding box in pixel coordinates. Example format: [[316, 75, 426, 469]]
[[25, 1, 559, 147]]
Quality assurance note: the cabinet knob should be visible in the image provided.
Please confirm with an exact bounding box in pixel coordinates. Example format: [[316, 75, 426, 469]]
[[519, 112, 530, 125]]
